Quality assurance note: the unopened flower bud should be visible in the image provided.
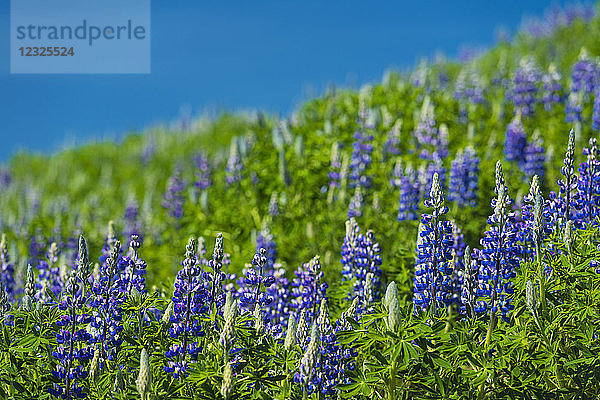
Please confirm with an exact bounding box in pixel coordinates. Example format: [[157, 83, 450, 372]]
[[136, 348, 151, 400], [284, 314, 297, 351]]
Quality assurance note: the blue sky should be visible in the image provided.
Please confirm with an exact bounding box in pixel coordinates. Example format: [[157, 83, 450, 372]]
[[0, 1, 570, 161]]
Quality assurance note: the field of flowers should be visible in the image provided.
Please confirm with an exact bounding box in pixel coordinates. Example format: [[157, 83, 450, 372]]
[[2, 3, 600, 399]]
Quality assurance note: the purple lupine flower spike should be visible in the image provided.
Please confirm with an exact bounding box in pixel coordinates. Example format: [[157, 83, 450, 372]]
[[505, 114, 527, 165], [165, 237, 208, 379], [162, 165, 185, 221], [522, 130, 546, 181], [90, 241, 125, 361], [477, 162, 519, 322], [398, 163, 420, 221], [37, 242, 63, 302], [194, 152, 212, 191], [508, 57, 540, 116], [575, 138, 600, 223], [50, 236, 93, 399], [124, 197, 143, 247], [448, 147, 480, 208], [0, 234, 15, 302], [349, 105, 374, 190], [225, 139, 243, 186], [542, 64, 563, 111], [413, 173, 454, 314]]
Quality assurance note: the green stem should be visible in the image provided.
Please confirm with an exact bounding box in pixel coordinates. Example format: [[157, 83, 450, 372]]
[[389, 360, 397, 400]]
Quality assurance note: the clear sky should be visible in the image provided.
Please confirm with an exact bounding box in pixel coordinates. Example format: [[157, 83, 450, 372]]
[[0, 1, 571, 161]]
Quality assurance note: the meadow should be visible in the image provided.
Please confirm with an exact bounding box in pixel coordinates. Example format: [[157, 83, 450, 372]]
[[1, 3, 600, 399]]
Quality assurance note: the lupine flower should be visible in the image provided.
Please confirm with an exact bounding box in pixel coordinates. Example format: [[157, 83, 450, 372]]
[[558, 130, 578, 221], [571, 48, 597, 96], [566, 91, 583, 123], [90, 241, 125, 361], [99, 221, 119, 269], [383, 120, 402, 161], [522, 130, 546, 180], [0, 274, 10, 319], [520, 175, 553, 270], [0, 168, 11, 192], [340, 219, 382, 312], [268, 192, 279, 217], [194, 152, 212, 191], [29, 229, 46, 267], [225, 139, 243, 186], [21, 265, 36, 311], [455, 69, 485, 107], [347, 186, 363, 219], [124, 197, 143, 246], [290, 256, 327, 326], [256, 228, 277, 273], [162, 165, 185, 221], [413, 59, 428, 88], [51, 268, 93, 399], [208, 233, 227, 311], [349, 107, 374, 190], [542, 64, 563, 110], [390, 159, 403, 189], [165, 237, 208, 378], [75, 235, 93, 289], [327, 142, 342, 197], [0, 234, 15, 302], [141, 136, 156, 164], [296, 324, 320, 391], [449, 221, 466, 304], [263, 264, 291, 330], [508, 57, 540, 116], [415, 99, 447, 160], [121, 235, 147, 294], [575, 138, 600, 223], [460, 246, 479, 318], [593, 86, 600, 131], [296, 309, 308, 348], [238, 248, 272, 314], [505, 114, 527, 164], [420, 157, 447, 199], [448, 147, 480, 207], [477, 162, 519, 322], [413, 173, 454, 313], [397, 164, 420, 221]]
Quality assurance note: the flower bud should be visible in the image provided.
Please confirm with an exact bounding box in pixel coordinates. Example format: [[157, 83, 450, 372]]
[[136, 348, 151, 400], [384, 281, 398, 310], [113, 368, 125, 392], [221, 362, 233, 400], [89, 347, 100, 383], [253, 304, 264, 335], [525, 280, 538, 314], [284, 314, 297, 351], [161, 301, 174, 325], [387, 296, 401, 333]]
